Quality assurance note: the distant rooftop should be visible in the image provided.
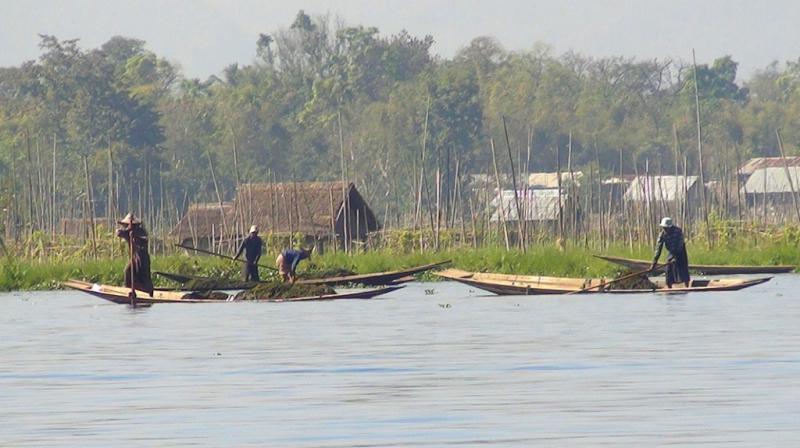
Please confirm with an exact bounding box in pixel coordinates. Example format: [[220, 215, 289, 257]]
[[739, 157, 800, 175], [743, 166, 800, 194]]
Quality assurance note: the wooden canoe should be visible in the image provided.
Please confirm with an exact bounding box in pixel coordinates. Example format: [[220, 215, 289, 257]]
[[64, 279, 404, 305], [155, 260, 449, 289], [595, 255, 795, 275], [435, 268, 772, 295]]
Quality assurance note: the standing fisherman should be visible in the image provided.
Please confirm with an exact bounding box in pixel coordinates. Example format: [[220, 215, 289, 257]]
[[116, 213, 154, 296], [276, 247, 312, 283], [650, 217, 691, 288], [234, 225, 263, 281]]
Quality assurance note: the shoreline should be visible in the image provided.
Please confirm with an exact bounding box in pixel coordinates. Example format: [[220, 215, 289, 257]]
[[2, 242, 797, 292]]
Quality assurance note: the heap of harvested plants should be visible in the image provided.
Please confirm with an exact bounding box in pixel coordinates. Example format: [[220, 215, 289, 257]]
[[606, 270, 658, 290], [234, 281, 336, 300]]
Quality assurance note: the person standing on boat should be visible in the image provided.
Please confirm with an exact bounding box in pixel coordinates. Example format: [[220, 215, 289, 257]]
[[116, 213, 154, 296], [650, 217, 690, 288], [276, 247, 312, 283], [234, 225, 263, 281]]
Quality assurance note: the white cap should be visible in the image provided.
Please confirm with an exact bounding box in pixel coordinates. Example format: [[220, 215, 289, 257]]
[[249, 225, 259, 233], [659, 217, 673, 228]]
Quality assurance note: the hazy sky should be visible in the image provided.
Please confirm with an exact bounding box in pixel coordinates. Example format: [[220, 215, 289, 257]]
[[2, 0, 799, 80]]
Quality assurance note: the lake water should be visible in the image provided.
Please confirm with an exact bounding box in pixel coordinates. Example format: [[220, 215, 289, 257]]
[[2, 276, 800, 447]]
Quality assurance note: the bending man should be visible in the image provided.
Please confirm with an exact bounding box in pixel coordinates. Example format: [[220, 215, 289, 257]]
[[276, 247, 312, 283]]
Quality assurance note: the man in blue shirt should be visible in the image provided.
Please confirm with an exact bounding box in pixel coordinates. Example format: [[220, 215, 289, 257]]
[[276, 247, 312, 283], [650, 217, 691, 288]]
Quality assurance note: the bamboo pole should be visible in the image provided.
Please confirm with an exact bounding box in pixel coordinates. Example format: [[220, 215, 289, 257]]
[[490, 139, 511, 250], [107, 136, 114, 229], [734, 144, 744, 223], [205, 150, 229, 242], [82, 155, 97, 258], [502, 116, 525, 252], [524, 125, 533, 243], [556, 145, 564, 247], [51, 133, 57, 235], [692, 49, 712, 246], [338, 110, 349, 253], [415, 99, 431, 251], [775, 129, 800, 222]]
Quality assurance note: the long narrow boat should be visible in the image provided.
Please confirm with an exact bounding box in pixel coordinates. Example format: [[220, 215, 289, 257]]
[[64, 279, 404, 305], [435, 269, 772, 295], [155, 260, 450, 288], [595, 255, 795, 275]]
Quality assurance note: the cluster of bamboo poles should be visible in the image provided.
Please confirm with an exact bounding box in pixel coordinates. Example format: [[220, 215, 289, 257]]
[[4, 129, 800, 258], [5, 50, 800, 257]]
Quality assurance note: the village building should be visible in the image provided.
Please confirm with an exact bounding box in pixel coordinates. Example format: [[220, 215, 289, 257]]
[[738, 156, 800, 177], [490, 188, 565, 223], [742, 166, 800, 222], [170, 181, 380, 251], [58, 217, 111, 240], [527, 171, 583, 189], [623, 175, 700, 219], [169, 202, 234, 250]]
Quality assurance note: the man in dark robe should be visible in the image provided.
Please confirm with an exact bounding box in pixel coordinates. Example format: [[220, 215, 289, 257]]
[[116, 213, 154, 296], [650, 217, 691, 288], [234, 225, 263, 281]]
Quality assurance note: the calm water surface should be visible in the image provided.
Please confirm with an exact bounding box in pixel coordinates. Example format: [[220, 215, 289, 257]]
[[2, 276, 800, 447]]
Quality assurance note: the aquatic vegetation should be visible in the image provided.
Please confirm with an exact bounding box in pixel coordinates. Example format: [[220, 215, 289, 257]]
[[234, 281, 335, 300]]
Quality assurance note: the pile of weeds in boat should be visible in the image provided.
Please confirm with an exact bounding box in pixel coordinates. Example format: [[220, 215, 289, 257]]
[[606, 270, 657, 290], [234, 281, 336, 300]]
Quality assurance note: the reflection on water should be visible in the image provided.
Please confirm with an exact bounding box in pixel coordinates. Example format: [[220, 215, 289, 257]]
[[2, 276, 800, 447]]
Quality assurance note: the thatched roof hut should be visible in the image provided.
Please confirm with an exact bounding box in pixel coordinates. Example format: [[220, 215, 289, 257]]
[[169, 202, 234, 245], [171, 182, 379, 248], [59, 217, 110, 240], [234, 181, 379, 243]]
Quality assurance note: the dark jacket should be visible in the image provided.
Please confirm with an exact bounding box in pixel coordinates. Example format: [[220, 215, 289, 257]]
[[116, 225, 153, 295], [236, 234, 263, 263], [653, 226, 690, 286], [653, 226, 686, 262]]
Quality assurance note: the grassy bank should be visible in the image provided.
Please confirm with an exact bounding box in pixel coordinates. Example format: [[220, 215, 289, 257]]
[[1, 237, 798, 291]]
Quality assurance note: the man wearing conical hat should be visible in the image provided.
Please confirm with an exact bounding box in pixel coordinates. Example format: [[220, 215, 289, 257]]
[[116, 213, 154, 296], [234, 225, 263, 281], [650, 217, 690, 289]]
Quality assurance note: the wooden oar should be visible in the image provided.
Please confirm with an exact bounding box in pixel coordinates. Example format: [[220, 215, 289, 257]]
[[128, 227, 137, 307], [175, 243, 278, 271], [567, 263, 667, 295]]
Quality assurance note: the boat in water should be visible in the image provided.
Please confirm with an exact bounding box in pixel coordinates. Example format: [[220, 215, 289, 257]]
[[435, 269, 772, 295], [595, 255, 794, 275], [64, 279, 404, 305], [155, 260, 450, 289]]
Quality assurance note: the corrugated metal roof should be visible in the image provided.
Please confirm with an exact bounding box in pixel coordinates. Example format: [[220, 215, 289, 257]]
[[624, 176, 699, 202], [527, 172, 583, 188], [743, 166, 800, 193], [490, 189, 564, 221], [739, 157, 800, 175]]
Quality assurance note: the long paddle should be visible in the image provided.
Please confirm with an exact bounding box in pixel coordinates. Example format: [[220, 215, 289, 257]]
[[175, 243, 278, 271], [567, 263, 668, 295], [128, 227, 137, 307]]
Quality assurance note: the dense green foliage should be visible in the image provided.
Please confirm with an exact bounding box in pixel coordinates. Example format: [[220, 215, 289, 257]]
[[2, 229, 798, 291], [3, 10, 800, 238]]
